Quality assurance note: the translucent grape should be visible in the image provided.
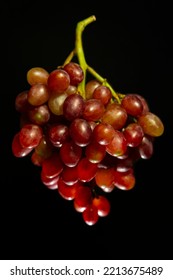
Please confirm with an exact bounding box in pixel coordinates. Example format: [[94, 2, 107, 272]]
[[27, 67, 49, 86], [27, 84, 50, 106], [137, 112, 164, 137]]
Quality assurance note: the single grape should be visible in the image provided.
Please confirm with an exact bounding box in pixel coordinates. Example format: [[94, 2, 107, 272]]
[[114, 168, 135, 190], [138, 135, 154, 159], [85, 140, 106, 163], [133, 94, 150, 114], [82, 98, 105, 122], [123, 122, 144, 147], [59, 140, 82, 167], [19, 124, 43, 148], [63, 62, 84, 85], [121, 94, 143, 117], [15, 90, 30, 113], [63, 93, 85, 121], [93, 195, 111, 217], [69, 118, 92, 147], [58, 177, 80, 200], [48, 124, 69, 147], [47, 69, 70, 94], [137, 112, 164, 137], [92, 85, 112, 106], [95, 167, 115, 189], [61, 165, 78, 185], [101, 103, 127, 130], [77, 157, 98, 182], [27, 67, 49, 85], [74, 185, 92, 212], [27, 84, 50, 106], [93, 123, 116, 145], [27, 104, 50, 125], [41, 152, 63, 179], [12, 132, 33, 157], [106, 130, 127, 157], [82, 204, 99, 226]]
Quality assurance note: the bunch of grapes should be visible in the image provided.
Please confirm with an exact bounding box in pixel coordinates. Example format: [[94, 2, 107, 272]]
[[11, 16, 164, 226]]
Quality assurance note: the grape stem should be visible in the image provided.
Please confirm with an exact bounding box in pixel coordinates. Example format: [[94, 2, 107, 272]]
[[63, 15, 122, 103]]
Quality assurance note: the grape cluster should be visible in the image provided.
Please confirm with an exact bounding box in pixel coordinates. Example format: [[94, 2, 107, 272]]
[[11, 15, 164, 226], [12, 62, 164, 226]]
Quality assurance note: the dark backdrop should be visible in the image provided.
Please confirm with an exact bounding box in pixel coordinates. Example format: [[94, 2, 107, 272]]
[[1, 0, 172, 260]]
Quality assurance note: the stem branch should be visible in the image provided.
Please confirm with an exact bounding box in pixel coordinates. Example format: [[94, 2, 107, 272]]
[[62, 15, 122, 103]]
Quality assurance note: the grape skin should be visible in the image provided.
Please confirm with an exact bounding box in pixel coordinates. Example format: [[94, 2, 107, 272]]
[[27, 67, 49, 86], [137, 112, 164, 137]]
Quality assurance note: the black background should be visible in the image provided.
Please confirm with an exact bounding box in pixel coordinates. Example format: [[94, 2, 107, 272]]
[[1, 0, 172, 260]]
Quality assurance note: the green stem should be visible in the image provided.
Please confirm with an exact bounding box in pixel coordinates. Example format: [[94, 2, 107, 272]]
[[62, 50, 76, 66], [75, 15, 96, 98], [62, 15, 123, 103]]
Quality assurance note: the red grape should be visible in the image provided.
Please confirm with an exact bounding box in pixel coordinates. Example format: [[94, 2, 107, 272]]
[[123, 122, 144, 147], [77, 157, 98, 182], [27, 84, 50, 106], [12, 132, 33, 157], [121, 94, 143, 117], [19, 124, 43, 149], [61, 165, 78, 185], [74, 185, 92, 212], [95, 167, 115, 189], [85, 140, 106, 163], [93, 85, 112, 105], [93, 123, 116, 145], [42, 152, 63, 179], [47, 69, 70, 94], [48, 124, 69, 147], [15, 90, 30, 113], [63, 62, 84, 85], [58, 177, 79, 200], [106, 130, 127, 157], [69, 118, 92, 146], [83, 98, 105, 122], [101, 103, 128, 130], [63, 93, 85, 121], [85, 79, 101, 99], [59, 140, 82, 167], [27, 104, 50, 125], [82, 204, 99, 226], [138, 135, 154, 159], [27, 67, 49, 86], [114, 168, 136, 190], [93, 195, 111, 217]]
